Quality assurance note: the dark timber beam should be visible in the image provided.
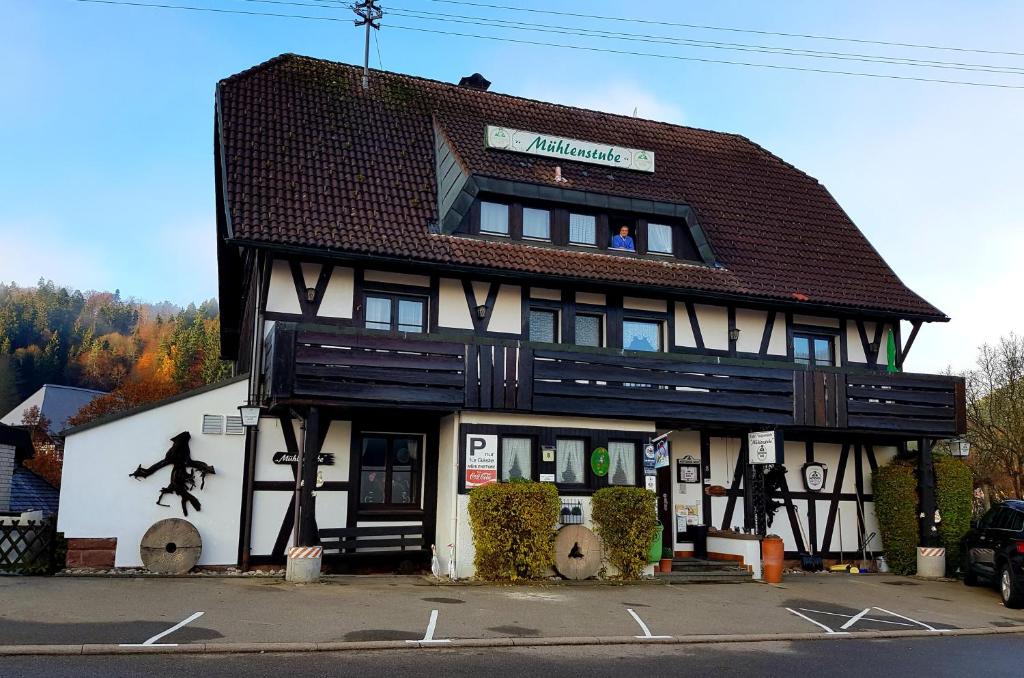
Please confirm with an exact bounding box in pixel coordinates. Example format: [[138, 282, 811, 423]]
[[297, 407, 321, 546], [918, 438, 938, 547], [899, 320, 923, 368]]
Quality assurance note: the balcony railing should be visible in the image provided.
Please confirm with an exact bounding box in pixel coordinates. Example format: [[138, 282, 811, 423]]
[[262, 323, 965, 437]]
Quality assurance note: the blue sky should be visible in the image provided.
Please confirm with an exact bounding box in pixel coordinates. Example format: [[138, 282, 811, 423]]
[[1, 0, 1021, 374]]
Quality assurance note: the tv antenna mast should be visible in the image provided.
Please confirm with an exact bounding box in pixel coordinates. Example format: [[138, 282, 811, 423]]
[[352, 0, 383, 91]]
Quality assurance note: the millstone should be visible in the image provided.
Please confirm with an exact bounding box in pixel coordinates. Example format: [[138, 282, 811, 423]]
[[140, 518, 202, 574], [554, 525, 603, 580]]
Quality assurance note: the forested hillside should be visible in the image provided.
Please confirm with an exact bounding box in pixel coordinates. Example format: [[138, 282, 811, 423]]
[[0, 279, 232, 425]]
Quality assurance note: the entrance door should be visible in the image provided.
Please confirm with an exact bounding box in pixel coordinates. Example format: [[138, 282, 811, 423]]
[[358, 434, 424, 510], [656, 465, 673, 556]]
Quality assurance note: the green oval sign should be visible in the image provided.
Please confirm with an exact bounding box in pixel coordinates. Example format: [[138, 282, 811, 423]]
[[591, 447, 610, 477]]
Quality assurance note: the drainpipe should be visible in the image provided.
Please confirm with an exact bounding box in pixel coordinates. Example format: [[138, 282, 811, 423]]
[[450, 412, 461, 578]]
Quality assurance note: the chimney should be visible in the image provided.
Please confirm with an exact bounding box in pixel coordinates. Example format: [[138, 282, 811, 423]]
[[458, 73, 491, 91]]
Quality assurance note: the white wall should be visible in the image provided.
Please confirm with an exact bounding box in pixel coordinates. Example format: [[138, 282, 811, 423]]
[[59, 379, 248, 567], [488, 285, 522, 335], [694, 304, 729, 350], [266, 259, 301, 314], [320, 266, 354, 319], [438, 277, 474, 329]]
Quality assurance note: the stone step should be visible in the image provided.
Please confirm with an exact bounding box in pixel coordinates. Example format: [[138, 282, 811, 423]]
[[670, 558, 746, 573], [656, 570, 753, 584]]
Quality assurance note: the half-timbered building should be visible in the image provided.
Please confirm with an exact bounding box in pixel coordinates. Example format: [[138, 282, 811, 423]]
[[59, 54, 965, 576]]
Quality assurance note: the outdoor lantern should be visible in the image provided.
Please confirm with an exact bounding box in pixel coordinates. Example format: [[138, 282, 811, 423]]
[[728, 327, 741, 342], [951, 437, 971, 458], [238, 404, 263, 428], [475, 304, 488, 319], [305, 287, 316, 302]]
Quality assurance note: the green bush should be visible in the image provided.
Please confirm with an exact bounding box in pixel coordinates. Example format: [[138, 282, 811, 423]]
[[467, 481, 560, 581], [934, 455, 973, 577], [591, 486, 659, 579], [873, 461, 919, 575]]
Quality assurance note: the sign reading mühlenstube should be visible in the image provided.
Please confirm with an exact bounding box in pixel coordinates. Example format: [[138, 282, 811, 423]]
[[748, 430, 783, 465], [485, 125, 655, 173]]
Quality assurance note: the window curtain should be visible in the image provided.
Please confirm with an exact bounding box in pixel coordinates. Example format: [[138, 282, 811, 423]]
[[397, 299, 423, 332], [607, 442, 636, 486], [556, 439, 585, 484], [623, 320, 660, 352], [569, 214, 596, 244], [647, 223, 673, 253], [502, 438, 532, 481], [523, 208, 550, 239], [480, 202, 509, 234], [365, 297, 391, 330]]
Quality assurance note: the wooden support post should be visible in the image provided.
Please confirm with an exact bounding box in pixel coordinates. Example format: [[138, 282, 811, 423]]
[[918, 437, 938, 547], [297, 407, 321, 547]]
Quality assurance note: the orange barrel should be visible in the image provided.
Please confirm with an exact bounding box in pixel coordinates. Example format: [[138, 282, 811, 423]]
[[761, 536, 784, 583]]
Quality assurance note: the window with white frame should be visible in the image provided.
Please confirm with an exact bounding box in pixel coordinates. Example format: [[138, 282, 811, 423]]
[[480, 201, 509, 235], [522, 207, 551, 240], [501, 437, 532, 481], [575, 313, 603, 347], [647, 223, 673, 254], [529, 308, 558, 343], [607, 442, 637, 486], [623, 319, 662, 352], [569, 213, 596, 245]]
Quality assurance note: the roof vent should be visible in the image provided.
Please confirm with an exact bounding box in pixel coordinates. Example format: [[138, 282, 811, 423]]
[[458, 73, 491, 91]]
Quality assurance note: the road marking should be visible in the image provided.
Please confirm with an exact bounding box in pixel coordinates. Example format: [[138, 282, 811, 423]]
[[873, 606, 940, 632], [797, 608, 913, 627], [407, 609, 450, 644], [626, 608, 672, 639], [785, 607, 849, 635], [840, 608, 872, 630], [120, 611, 205, 647]]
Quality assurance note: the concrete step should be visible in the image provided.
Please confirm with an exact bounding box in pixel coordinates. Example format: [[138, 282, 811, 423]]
[[670, 558, 746, 573], [656, 569, 753, 584]]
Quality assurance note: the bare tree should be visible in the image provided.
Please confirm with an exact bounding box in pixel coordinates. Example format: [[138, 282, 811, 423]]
[[966, 334, 1024, 500]]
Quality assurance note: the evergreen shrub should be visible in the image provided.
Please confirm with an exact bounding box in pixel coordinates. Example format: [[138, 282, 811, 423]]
[[934, 455, 973, 576], [591, 486, 659, 579], [467, 481, 560, 581], [872, 461, 918, 575]]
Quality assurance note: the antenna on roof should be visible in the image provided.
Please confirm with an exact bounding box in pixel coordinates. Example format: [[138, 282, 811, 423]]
[[352, 0, 383, 91]]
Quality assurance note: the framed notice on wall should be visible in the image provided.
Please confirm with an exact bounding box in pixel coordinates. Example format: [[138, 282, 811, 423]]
[[465, 434, 498, 488], [677, 455, 701, 484]]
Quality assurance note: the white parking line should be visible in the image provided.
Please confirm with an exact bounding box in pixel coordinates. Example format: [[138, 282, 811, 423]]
[[873, 606, 940, 632], [797, 608, 913, 628], [785, 607, 849, 635], [839, 608, 871, 630], [626, 608, 672, 640], [407, 609, 450, 644], [120, 611, 205, 647]]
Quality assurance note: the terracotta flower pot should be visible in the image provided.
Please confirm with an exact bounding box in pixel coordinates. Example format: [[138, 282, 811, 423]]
[[761, 536, 784, 583], [659, 558, 673, 573]]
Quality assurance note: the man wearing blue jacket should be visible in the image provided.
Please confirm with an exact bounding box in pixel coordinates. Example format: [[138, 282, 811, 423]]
[[611, 225, 635, 251]]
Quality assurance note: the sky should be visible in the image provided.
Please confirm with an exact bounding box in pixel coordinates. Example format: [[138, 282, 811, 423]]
[[1, 0, 1021, 375]]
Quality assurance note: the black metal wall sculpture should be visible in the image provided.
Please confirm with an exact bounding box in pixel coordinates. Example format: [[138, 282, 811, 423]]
[[130, 432, 216, 516]]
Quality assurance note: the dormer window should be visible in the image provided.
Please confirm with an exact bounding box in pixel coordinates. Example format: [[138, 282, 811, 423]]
[[480, 201, 509, 235], [523, 207, 551, 240], [647, 223, 673, 255], [569, 213, 596, 246]]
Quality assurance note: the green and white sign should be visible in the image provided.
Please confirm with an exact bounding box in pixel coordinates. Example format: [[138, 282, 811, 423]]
[[485, 125, 655, 173]]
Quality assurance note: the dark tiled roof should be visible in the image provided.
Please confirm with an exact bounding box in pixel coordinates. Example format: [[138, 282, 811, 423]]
[[216, 54, 944, 319], [10, 467, 59, 515]]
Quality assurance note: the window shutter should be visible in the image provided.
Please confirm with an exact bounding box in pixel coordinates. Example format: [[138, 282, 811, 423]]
[[202, 414, 225, 435], [225, 416, 245, 435]]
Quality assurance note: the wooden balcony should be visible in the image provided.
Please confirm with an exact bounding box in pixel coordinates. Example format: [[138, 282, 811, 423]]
[[262, 323, 966, 437]]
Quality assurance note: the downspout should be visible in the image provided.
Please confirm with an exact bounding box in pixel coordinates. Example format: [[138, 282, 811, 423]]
[[450, 412, 461, 579]]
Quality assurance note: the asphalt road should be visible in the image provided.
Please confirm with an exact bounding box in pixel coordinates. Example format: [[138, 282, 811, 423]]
[[3, 636, 1024, 677]]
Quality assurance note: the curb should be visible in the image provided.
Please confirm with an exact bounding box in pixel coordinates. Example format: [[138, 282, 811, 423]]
[[1, 626, 1022, 656]]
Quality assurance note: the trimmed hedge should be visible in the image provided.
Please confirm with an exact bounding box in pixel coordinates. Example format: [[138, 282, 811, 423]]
[[934, 455, 973, 577], [467, 481, 560, 581], [591, 486, 659, 579], [872, 461, 918, 575]]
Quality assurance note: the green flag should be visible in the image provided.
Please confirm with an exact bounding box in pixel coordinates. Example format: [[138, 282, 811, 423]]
[[886, 328, 899, 373]]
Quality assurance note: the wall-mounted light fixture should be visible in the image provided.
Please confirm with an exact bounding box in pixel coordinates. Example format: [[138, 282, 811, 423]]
[[238, 403, 264, 428], [305, 287, 316, 303], [475, 304, 488, 320], [728, 327, 741, 343], [868, 341, 879, 354]]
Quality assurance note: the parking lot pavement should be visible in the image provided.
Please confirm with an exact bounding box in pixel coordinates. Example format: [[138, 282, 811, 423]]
[[1, 574, 1023, 648]]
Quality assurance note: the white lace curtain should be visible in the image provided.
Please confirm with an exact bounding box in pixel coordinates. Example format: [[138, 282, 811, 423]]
[[502, 437, 531, 481], [607, 442, 636, 486], [556, 439, 585, 484]]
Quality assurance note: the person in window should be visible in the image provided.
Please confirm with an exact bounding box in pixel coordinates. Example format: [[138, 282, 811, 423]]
[[610, 225, 635, 251]]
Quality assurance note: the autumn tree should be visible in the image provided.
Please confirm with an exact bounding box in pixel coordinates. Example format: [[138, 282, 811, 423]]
[[66, 378, 179, 428], [20, 405, 63, 489], [966, 334, 1024, 500]]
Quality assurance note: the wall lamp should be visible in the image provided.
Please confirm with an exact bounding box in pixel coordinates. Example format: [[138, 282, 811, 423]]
[[728, 327, 741, 343], [305, 287, 316, 303], [475, 304, 488, 320]]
